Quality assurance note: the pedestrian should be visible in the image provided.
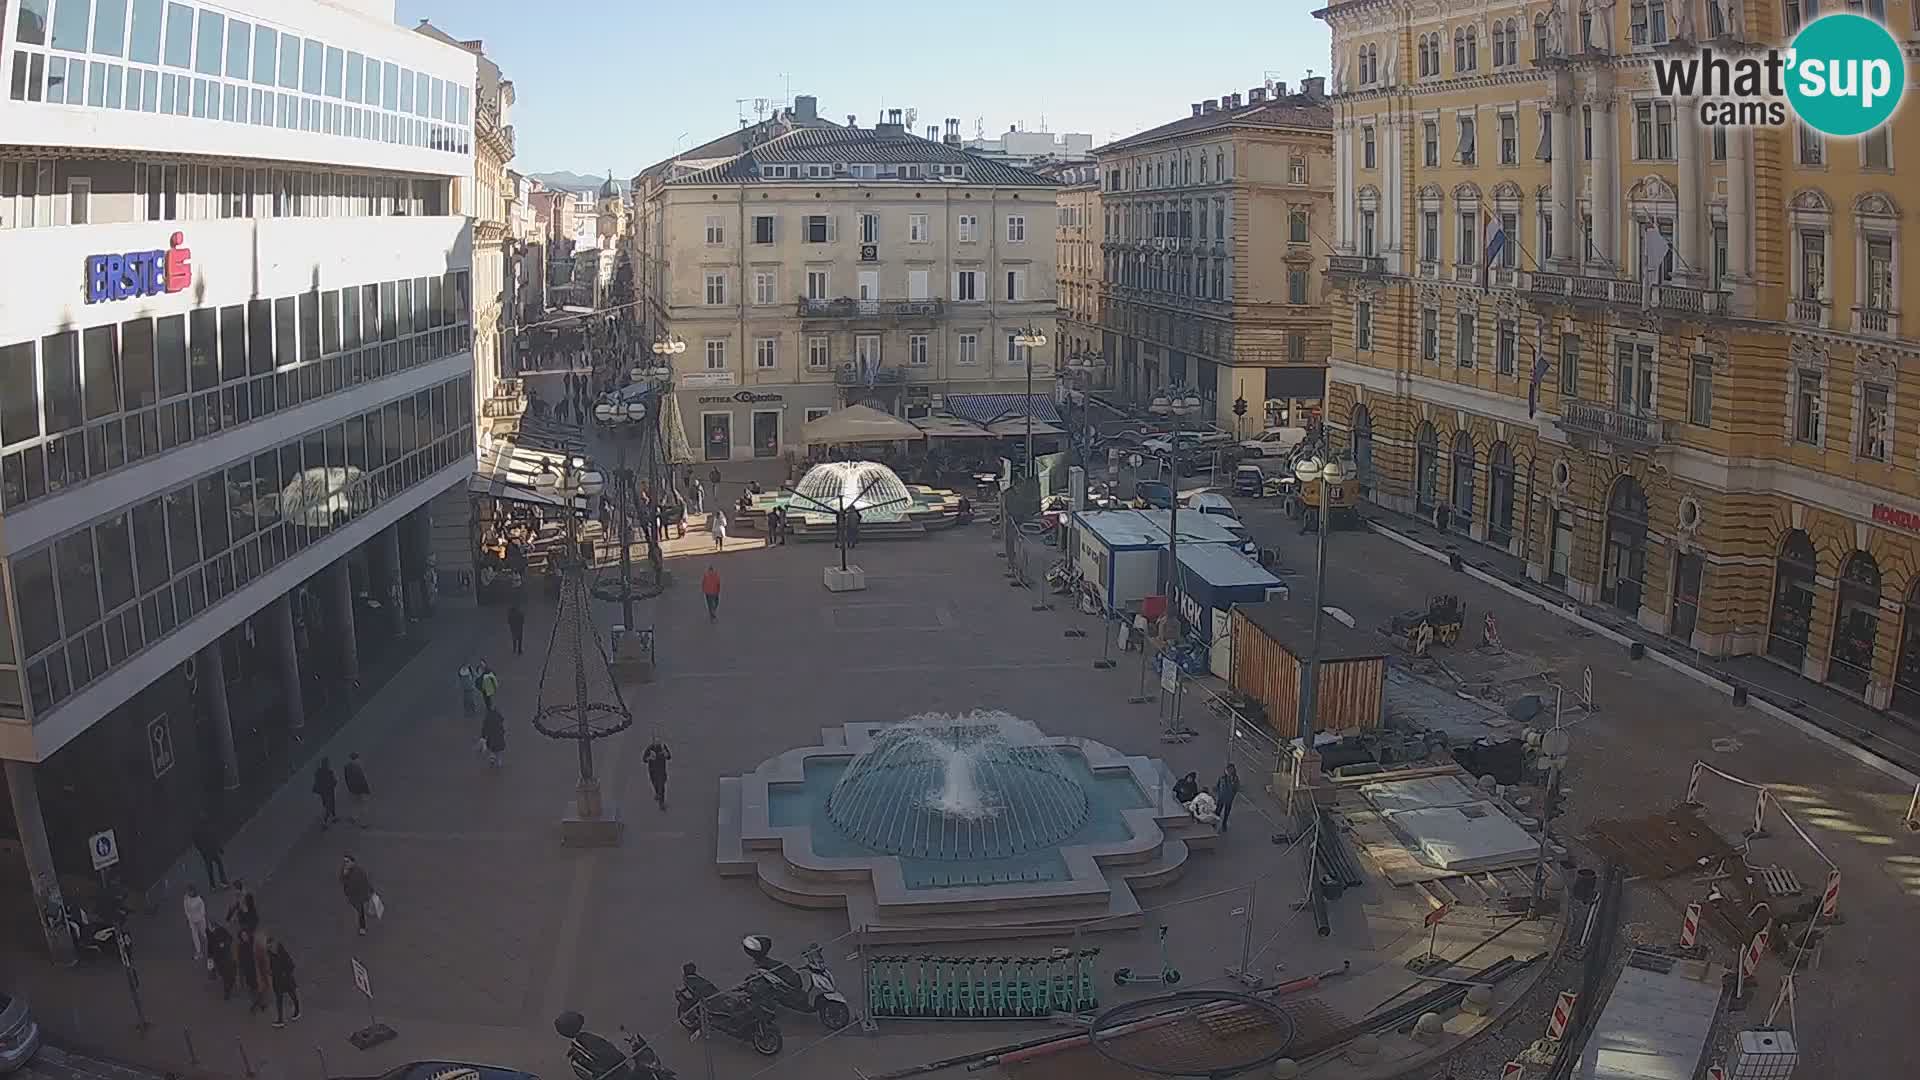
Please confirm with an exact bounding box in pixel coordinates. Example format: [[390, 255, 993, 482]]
[[312, 757, 338, 829], [339, 855, 376, 936], [235, 926, 264, 1013], [481, 705, 506, 767], [206, 921, 235, 998], [689, 476, 704, 515], [710, 507, 728, 550], [765, 506, 780, 548], [267, 936, 301, 1027], [184, 884, 208, 962], [249, 928, 272, 1014], [709, 466, 722, 491], [701, 565, 722, 622], [227, 879, 260, 933], [1213, 764, 1241, 833], [507, 603, 526, 655], [343, 752, 372, 826], [847, 510, 862, 549], [192, 816, 228, 889], [643, 738, 671, 810], [459, 663, 477, 721], [477, 662, 499, 712]]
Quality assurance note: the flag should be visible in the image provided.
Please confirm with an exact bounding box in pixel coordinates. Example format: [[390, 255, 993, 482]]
[[1527, 337, 1550, 418], [1482, 212, 1508, 290], [1640, 224, 1672, 287]]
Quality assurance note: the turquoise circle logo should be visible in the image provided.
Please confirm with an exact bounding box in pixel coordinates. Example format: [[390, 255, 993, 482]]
[[1786, 13, 1905, 137]]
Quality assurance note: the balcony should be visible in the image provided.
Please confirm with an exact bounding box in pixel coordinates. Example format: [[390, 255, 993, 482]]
[[1417, 260, 1442, 280], [1558, 400, 1669, 448], [1789, 298, 1827, 326], [1452, 263, 1480, 285], [834, 363, 909, 386], [1327, 254, 1386, 277], [796, 298, 945, 320], [1647, 283, 1728, 317], [1855, 305, 1896, 336], [1526, 272, 1727, 318]]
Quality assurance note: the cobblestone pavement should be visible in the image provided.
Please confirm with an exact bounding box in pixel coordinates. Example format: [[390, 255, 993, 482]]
[[1225, 494, 1916, 1078]]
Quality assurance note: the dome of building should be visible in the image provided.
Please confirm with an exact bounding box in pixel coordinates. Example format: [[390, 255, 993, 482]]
[[598, 172, 620, 200]]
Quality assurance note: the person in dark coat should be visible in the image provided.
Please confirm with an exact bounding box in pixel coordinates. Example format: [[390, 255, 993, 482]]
[[507, 603, 526, 655], [1172, 771, 1200, 804], [235, 926, 264, 1013], [481, 706, 506, 768], [192, 817, 228, 889], [339, 855, 375, 935], [312, 758, 338, 828], [267, 936, 300, 1026], [227, 880, 260, 933], [343, 753, 372, 826], [643, 739, 671, 810], [1213, 764, 1241, 833], [206, 921, 236, 999]]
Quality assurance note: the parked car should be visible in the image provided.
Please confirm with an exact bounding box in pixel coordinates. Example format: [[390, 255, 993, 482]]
[[1183, 492, 1240, 520], [1240, 427, 1309, 457], [0, 993, 41, 1073], [1132, 481, 1174, 509], [342, 1062, 538, 1080]]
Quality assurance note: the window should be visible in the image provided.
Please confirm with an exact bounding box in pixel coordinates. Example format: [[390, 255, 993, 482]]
[[1456, 311, 1476, 367], [1535, 12, 1550, 57], [755, 338, 777, 370], [1860, 382, 1890, 461], [859, 213, 879, 244], [1362, 125, 1376, 169], [1004, 269, 1025, 301], [1421, 309, 1439, 360], [1496, 319, 1517, 374], [1542, 211, 1556, 262], [1287, 332, 1306, 362], [1799, 230, 1826, 299], [67, 178, 88, 225], [956, 270, 980, 301], [1422, 211, 1439, 261], [1864, 128, 1890, 169], [1288, 270, 1309, 304], [753, 272, 776, 305], [1005, 334, 1028, 366], [1423, 120, 1439, 167], [956, 334, 979, 364], [1794, 367, 1823, 445], [909, 334, 928, 366], [1007, 215, 1026, 242], [1289, 209, 1308, 243], [957, 214, 976, 242], [1288, 158, 1306, 184], [1500, 114, 1518, 164], [704, 339, 727, 371], [1712, 222, 1729, 287], [1689, 357, 1714, 426], [1635, 102, 1679, 159], [1499, 213, 1518, 268], [751, 214, 774, 244], [1614, 341, 1655, 415], [1458, 116, 1476, 164], [1458, 213, 1477, 265], [1492, 20, 1507, 66], [1355, 301, 1373, 350], [807, 336, 830, 369], [704, 214, 724, 245], [1560, 333, 1580, 396], [804, 214, 834, 243], [703, 272, 726, 305], [909, 213, 928, 242], [805, 269, 828, 299], [1797, 122, 1823, 166], [1866, 237, 1894, 311]]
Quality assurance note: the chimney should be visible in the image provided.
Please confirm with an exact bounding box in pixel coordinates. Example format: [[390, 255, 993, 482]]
[[1191, 103, 1203, 117], [927, 124, 940, 141], [877, 108, 905, 136], [1231, 92, 1243, 108], [944, 118, 961, 145], [1249, 87, 1267, 103], [793, 94, 817, 121], [1301, 76, 1325, 100], [847, 113, 857, 127], [1273, 80, 1288, 97], [1202, 100, 1217, 114]]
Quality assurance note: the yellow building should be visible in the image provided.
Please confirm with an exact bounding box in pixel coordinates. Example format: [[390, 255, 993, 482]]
[[1316, 0, 1920, 713], [1094, 83, 1334, 434], [1045, 162, 1106, 390]]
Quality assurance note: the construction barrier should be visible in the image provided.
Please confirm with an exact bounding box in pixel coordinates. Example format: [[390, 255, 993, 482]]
[[1546, 990, 1576, 1040], [1766, 972, 1797, 1027], [1820, 869, 1841, 921], [1502, 1063, 1525, 1080], [1706, 1065, 1725, 1080], [1581, 666, 1594, 709], [1483, 611, 1502, 649], [1740, 925, 1770, 983], [1679, 902, 1701, 949], [865, 950, 1100, 1020]]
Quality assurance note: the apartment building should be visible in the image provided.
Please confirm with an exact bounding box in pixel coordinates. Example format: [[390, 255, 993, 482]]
[[639, 114, 1058, 462], [1316, 0, 1920, 714], [1095, 84, 1334, 434], [0, 0, 478, 957], [1044, 161, 1105, 389]]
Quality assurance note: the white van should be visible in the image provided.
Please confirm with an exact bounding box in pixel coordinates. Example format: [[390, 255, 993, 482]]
[[1240, 427, 1309, 457]]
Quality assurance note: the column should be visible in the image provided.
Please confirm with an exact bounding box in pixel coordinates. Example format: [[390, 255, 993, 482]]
[[1728, 127, 1753, 281], [270, 595, 304, 734], [1592, 100, 1617, 271], [379, 525, 406, 639], [1550, 93, 1576, 269], [199, 641, 238, 792], [1334, 118, 1352, 252], [329, 560, 359, 685], [1383, 115, 1403, 273], [5, 761, 74, 964], [1675, 100, 1702, 282]]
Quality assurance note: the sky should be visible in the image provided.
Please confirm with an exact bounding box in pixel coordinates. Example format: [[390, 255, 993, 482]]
[[396, 0, 1333, 180]]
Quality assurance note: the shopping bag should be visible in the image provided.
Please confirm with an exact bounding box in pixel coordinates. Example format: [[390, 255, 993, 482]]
[[368, 893, 385, 920]]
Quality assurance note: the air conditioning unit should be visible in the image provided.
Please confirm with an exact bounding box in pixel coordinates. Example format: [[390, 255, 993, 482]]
[[833, 162, 848, 174]]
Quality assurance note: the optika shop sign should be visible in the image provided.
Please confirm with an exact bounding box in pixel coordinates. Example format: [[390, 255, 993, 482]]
[[1651, 13, 1904, 137], [85, 232, 193, 304]]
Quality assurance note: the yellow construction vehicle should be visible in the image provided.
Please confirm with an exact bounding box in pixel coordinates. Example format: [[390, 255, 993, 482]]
[[1292, 467, 1362, 532]]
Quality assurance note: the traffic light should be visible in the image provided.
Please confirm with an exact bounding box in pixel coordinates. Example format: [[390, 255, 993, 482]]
[[1232, 396, 1248, 418]]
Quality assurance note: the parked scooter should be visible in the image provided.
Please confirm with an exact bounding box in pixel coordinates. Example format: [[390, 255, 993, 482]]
[[674, 963, 783, 1056], [66, 902, 126, 964], [553, 1011, 676, 1080], [741, 935, 852, 1030]]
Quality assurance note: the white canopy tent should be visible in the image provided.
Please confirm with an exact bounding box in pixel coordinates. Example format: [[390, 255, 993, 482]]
[[800, 405, 927, 446]]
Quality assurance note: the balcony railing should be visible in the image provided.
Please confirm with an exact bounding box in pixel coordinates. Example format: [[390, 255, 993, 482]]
[[833, 363, 909, 386], [1856, 305, 1894, 335], [1647, 283, 1728, 317], [1452, 264, 1480, 285], [1526, 272, 1728, 318], [1327, 254, 1386, 276], [1417, 260, 1442, 280], [1558, 400, 1668, 448], [796, 298, 945, 320], [1789, 298, 1826, 325]]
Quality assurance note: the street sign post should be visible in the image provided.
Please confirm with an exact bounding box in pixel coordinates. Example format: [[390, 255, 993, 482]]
[[346, 958, 396, 1050], [88, 830, 119, 871]]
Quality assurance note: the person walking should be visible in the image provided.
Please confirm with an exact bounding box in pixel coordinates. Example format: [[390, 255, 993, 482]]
[[227, 880, 260, 933], [643, 738, 671, 810], [235, 926, 265, 1013], [339, 855, 375, 936], [183, 885, 208, 962], [710, 507, 728, 551], [507, 604, 526, 655], [701, 565, 722, 622], [249, 929, 272, 1015], [1212, 764, 1241, 833], [765, 506, 781, 548], [481, 705, 506, 768], [477, 662, 499, 712], [206, 920, 236, 998], [459, 663, 478, 722], [688, 476, 704, 516], [312, 757, 338, 829], [343, 752, 372, 826], [847, 510, 862, 549], [267, 936, 301, 1027], [192, 817, 228, 889]]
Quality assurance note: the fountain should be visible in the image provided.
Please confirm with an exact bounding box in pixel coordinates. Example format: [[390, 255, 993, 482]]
[[738, 460, 964, 542], [717, 711, 1220, 941]]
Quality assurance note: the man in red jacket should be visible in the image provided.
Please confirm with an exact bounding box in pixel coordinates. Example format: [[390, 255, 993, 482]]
[[701, 565, 721, 622]]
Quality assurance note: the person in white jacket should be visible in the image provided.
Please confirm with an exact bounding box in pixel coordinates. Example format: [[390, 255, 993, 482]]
[[183, 884, 208, 961]]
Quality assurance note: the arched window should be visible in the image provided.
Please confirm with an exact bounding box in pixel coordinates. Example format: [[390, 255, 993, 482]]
[[1454, 28, 1468, 71], [1893, 578, 1920, 717], [1351, 404, 1374, 494], [1450, 430, 1476, 519], [1829, 551, 1883, 694], [1488, 441, 1516, 545], [1415, 421, 1439, 512], [1535, 12, 1550, 58], [1506, 18, 1520, 63], [1465, 25, 1478, 69], [1602, 476, 1649, 614], [1768, 530, 1818, 664], [1491, 21, 1507, 66]]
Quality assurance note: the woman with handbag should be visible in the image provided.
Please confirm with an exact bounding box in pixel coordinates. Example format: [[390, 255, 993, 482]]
[[339, 855, 377, 936], [267, 936, 301, 1027]]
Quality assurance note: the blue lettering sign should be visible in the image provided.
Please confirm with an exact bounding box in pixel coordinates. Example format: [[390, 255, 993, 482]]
[[84, 248, 169, 303]]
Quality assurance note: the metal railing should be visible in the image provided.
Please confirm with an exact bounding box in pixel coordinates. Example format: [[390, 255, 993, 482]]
[[1789, 297, 1826, 325], [1326, 254, 1385, 276], [1558, 400, 1668, 447], [1857, 305, 1892, 334], [833, 363, 909, 386], [796, 298, 945, 319]]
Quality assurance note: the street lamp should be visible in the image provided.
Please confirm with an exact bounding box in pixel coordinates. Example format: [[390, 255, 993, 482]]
[[592, 397, 650, 631], [1291, 456, 1346, 776], [1013, 324, 1050, 473]]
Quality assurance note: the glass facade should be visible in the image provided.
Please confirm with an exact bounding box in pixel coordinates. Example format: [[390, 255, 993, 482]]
[[1, 371, 474, 722], [0, 269, 471, 512], [8, 0, 472, 155]]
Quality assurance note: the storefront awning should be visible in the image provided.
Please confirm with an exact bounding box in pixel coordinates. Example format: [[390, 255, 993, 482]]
[[469, 446, 594, 513], [911, 416, 996, 438], [942, 393, 1062, 427], [801, 405, 927, 445], [986, 418, 1065, 438]]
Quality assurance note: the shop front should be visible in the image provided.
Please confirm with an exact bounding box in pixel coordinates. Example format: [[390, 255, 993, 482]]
[[676, 380, 840, 464]]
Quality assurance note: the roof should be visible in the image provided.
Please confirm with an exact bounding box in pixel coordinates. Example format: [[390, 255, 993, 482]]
[[942, 393, 1063, 426], [1236, 598, 1386, 662], [669, 126, 1058, 188], [799, 405, 926, 445], [1094, 98, 1332, 156], [637, 111, 844, 184], [1073, 509, 1246, 550], [1175, 543, 1281, 590]]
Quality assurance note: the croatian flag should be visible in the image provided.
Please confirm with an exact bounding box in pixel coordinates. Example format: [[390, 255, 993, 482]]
[[1482, 213, 1508, 290]]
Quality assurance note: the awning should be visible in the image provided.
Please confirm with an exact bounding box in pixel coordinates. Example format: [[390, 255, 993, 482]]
[[942, 393, 1062, 427], [469, 446, 594, 513], [509, 414, 587, 454], [801, 405, 926, 445], [986, 418, 1065, 438], [911, 416, 996, 438]]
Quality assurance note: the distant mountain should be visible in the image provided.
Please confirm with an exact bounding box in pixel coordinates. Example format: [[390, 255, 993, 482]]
[[529, 171, 620, 193]]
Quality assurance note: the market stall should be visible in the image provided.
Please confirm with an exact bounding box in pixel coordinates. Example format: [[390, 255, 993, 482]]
[[1230, 599, 1386, 736]]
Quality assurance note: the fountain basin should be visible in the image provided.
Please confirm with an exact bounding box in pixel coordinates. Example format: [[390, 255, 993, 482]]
[[739, 461, 963, 541]]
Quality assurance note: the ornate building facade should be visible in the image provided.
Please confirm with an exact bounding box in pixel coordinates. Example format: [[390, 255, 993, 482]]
[[1044, 161, 1106, 389], [1317, 0, 1920, 713]]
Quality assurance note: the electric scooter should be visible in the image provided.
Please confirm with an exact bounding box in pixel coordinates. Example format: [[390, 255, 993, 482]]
[[1112, 925, 1182, 986]]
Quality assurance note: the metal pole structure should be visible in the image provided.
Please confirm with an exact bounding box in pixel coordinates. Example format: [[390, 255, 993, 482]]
[[1025, 345, 1034, 474], [1299, 476, 1331, 744], [1530, 698, 1568, 915], [567, 474, 599, 814], [616, 436, 634, 631]]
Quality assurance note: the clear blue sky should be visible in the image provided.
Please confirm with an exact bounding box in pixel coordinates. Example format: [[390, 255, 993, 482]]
[[396, 0, 1331, 179]]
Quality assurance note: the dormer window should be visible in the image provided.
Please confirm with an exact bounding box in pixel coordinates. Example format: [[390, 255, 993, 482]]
[[761, 164, 795, 179], [806, 164, 832, 178], [849, 164, 878, 179]]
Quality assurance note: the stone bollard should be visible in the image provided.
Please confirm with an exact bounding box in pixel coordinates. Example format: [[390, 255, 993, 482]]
[[1269, 1059, 1300, 1079], [1462, 984, 1495, 1016], [1412, 1012, 1445, 1044], [1344, 1034, 1381, 1065]]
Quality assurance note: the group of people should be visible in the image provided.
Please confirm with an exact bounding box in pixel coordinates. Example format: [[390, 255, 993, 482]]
[[460, 660, 508, 767], [1172, 764, 1242, 831], [310, 753, 373, 829], [181, 879, 301, 1027]]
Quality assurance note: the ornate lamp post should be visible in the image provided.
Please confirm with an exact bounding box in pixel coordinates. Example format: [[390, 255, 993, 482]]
[[1013, 325, 1051, 473], [1291, 455, 1346, 811], [592, 397, 652, 631], [530, 460, 633, 846]]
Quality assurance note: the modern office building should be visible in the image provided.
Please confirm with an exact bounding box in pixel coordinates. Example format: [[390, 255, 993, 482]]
[[1093, 82, 1334, 433], [1315, 1, 1920, 714], [637, 111, 1059, 461], [0, 0, 478, 958]]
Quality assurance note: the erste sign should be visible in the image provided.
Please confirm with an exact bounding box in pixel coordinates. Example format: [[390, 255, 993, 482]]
[[85, 232, 192, 304]]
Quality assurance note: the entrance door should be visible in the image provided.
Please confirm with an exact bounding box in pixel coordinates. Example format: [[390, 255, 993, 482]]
[[702, 412, 732, 461], [1548, 509, 1573, 587], [1892, 581, 1920, 717], [857, 271, 880, 300], [1601, 477, 1649, 615], [751, 410, 780, 458], [1671, 552, 1702, 643]]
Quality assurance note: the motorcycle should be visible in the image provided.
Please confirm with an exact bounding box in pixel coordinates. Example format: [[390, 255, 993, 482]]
[[66, 902, 126, 964], [674, 963, 783, 1056], [553, 1011, 677, 1080], [741, 935, 852, 1031]]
